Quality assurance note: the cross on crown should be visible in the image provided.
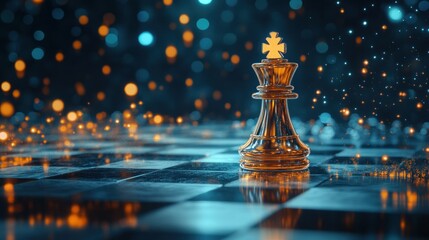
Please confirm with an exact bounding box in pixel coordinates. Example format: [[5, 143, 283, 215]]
[[262, 32, 286, 59]]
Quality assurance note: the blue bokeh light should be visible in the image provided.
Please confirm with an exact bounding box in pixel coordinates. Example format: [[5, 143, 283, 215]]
[[191, 61, 204, 73], [138, 31, 154, 46], [221, 10, 234, 23], [199, 38, 213, 50], [419, 1, 429, 11], [316, 42, 329, 54], [34, 30, 45, 41], [106, 33, 118, 47], [388, 6, 403, 22], [137, 11, 150, 22], [31, 47, 45, 60], [198, 0, 212, 5], [52, 8, 64, 20], [196, 18, 209, 30], [289, 0, 303, 10]]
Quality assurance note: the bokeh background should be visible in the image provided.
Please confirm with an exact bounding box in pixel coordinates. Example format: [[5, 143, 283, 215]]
[[0, 0, 428, 124]]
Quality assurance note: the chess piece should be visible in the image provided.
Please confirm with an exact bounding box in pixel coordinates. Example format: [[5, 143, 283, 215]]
[[239, 32, 310, 171]]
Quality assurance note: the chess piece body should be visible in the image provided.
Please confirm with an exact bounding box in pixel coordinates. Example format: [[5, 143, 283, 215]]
[[239, 33, 310, 171]]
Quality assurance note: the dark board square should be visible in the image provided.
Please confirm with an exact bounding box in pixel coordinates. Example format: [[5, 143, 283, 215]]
[[261, 208, 429, 238], [131, 153, 206, 161], [48, 168, 154, 182], [129, 170, 239, 185], [167, 162, 239, 172], [190, 186, 305, 204]]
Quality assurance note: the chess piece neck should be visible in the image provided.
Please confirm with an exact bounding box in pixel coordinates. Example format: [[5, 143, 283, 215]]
[[251, 59, 298, 99]]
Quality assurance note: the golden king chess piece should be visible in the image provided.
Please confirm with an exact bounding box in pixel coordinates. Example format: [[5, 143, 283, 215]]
[[239, 32, 310, 171]]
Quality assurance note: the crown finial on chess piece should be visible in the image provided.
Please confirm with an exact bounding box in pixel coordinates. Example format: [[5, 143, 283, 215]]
[[262, 32, 286, 59]]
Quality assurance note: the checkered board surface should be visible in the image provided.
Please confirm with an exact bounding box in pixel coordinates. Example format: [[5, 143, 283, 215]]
[[1, 123, 429, 240]]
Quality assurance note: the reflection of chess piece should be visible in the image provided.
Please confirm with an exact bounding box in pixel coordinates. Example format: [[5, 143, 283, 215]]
[[239, 170, 309, 203], [239, 32, 310, 171]]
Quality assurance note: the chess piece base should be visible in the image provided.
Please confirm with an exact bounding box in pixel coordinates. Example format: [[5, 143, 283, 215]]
[[239, 133, 310, 171], [240, 158, 309, 171]]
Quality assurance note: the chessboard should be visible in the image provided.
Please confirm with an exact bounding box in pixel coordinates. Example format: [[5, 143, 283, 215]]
[[1, 123, 428, 240]]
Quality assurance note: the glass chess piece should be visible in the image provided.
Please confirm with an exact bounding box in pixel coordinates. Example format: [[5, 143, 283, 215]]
[[239, 32, 310, 171]]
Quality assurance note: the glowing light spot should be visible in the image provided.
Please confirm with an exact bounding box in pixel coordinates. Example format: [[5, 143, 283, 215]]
[[191, 61, 204, 72], [148, 81, 157, 90], [212, 90, 222, 100], [52, 8, 64, 20], [199, 38, 213, 50], [153, 114, 163, 124], [75, 82, 85, 96], [72, 40, 82, 50], [317, 66, 323, 72], [3, 183, 13, 192], [98, 25, 109, 37], [163, 0, 173, 6], [67, 111, 78, 122], [388, 6, 403, 22], [97, 91, 105, 101], [138, 31, 154, 46], [137, 11, 150, 22], [124, 83, 138, 96], [52, 99, 64, 112], [34, 30, 45, 41], [382, 25, 388, 30], [31, 47, 45, 60], [165, 45, 178, 58], [153, 134, 161, 142], [182, 30, 194, 44], [179, 14, 189, 24], [56, 52, 64, 62], [245, 41, 253, 51], [355, 37, 362, 44], [0, 131, 7, 141], [340, 108, 350, 117], [417, 102, 423, 109], [300, 55, 307, 62], [361, 68, 368, 74], [225, 102, 231, 110], [235, 111, 241, 118], [196, 18, 209, 30], [1, 82, 11, 92], [199, 0, 212, 4], [381, 155, 389, 162], [79, 15, 89, 25], [289, 0, 303, 10], [105, 33, 118, 47], [231, 54, 240, 64], [176, 116, 183, 124], [12, 90, 20, 98], [0, 102, 14, 117], [194, 99, 203, 110], [102, 65, 111, 75], [363, 59, 369, 65], [315, 42, 328, 54], [185, 78, 193, 87], [14, 59, 26, 71]]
